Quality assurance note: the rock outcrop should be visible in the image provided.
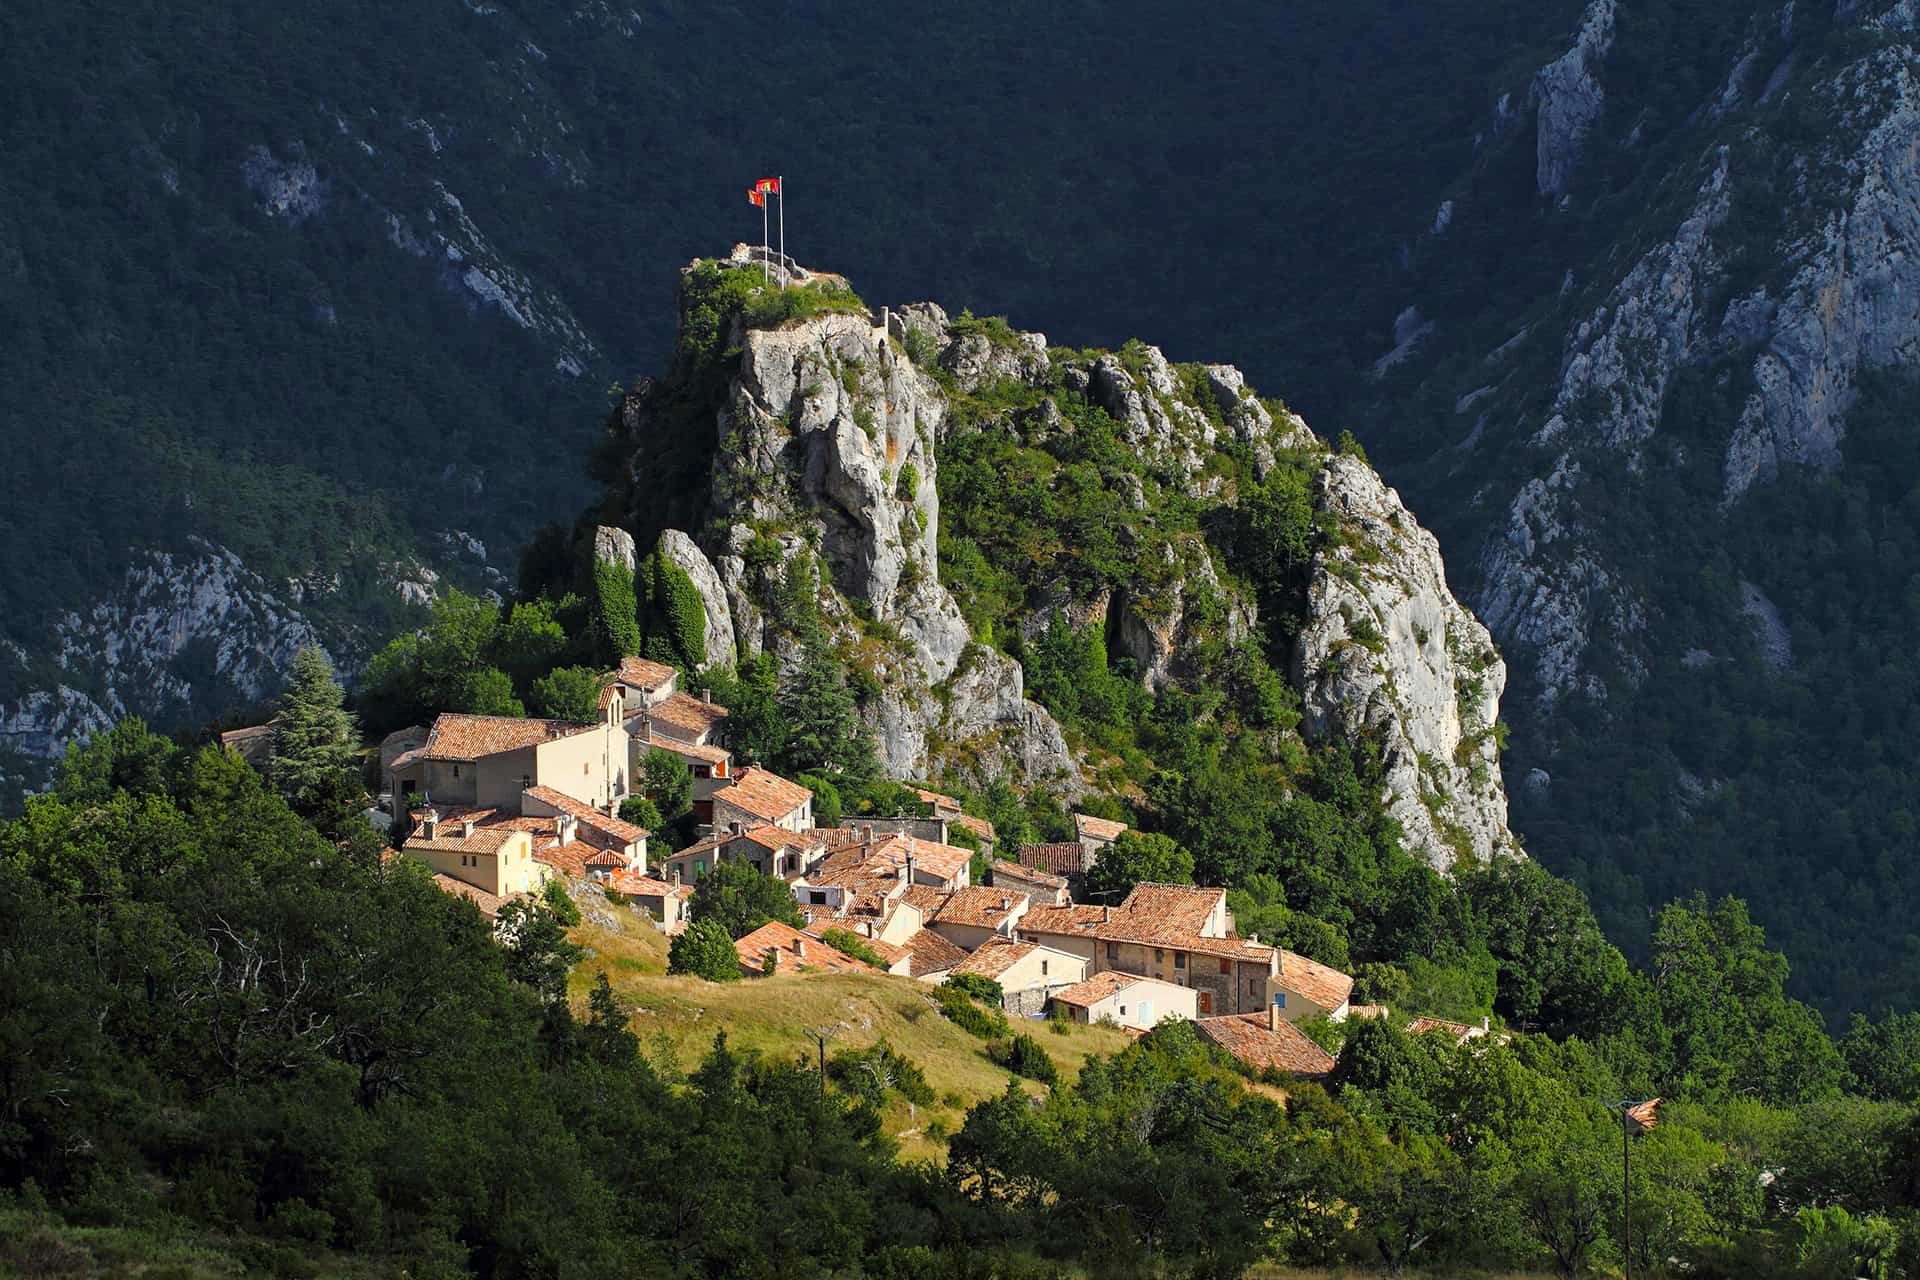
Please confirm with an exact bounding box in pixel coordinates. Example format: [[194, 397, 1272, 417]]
[[1531, 0, 1615, 197], [608, 249, 1521, 865], [0, 540, 327, 771], [1295, 458, 1514, 868]]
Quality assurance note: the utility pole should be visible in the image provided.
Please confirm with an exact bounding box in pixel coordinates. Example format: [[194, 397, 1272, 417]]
[[807, 1023, 841, 1095], [1622, 1102, 1631, 1280]]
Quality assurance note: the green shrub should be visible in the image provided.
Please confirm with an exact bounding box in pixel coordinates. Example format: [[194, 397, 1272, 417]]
[[541, 879, 583, 927], [936, 983, 1009, 1039], [591, 553, 641, 663], [987, 1032, 1059, 1086], [668, 918, 743, 982], [820, 927, 885, 968], [947, 973, 1005, 1006]]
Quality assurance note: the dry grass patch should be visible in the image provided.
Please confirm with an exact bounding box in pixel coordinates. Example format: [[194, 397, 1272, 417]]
[[566, 898, 1132, 1160]]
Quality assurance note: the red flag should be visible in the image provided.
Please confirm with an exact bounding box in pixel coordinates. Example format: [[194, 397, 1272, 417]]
[[755, 177, 780, 194], [747, 188, 765, 208]]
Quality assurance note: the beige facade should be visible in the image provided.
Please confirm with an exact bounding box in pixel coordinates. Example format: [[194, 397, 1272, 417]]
[[1060, 976, 1198, 1032], [403, 827, 545, 899], [391, 716, 629, 813]]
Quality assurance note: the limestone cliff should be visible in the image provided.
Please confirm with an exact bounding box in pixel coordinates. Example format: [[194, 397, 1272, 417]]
[[603, 247, 1518, 867]]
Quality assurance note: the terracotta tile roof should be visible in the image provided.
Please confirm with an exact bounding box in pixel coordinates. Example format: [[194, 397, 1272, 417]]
[[1278, 950, 1355, 1011], [1049, 971, 1146, 1009], [220, 724, 272, 746], [954, 813, 996, 842], [422, 713, 600, 761], [875, 833, 972, 883], [901, 884, 953, 918], [429, 873, 511, 920], [900, 928, 968, 978], [1019, 842, 1086, 875], [1115, 883, 1225, 935], [1020, 904, 1109, 935], [1074, 813, 1128, 843], [650, 737, 733, 766], [1196, 1014, 1336, 1078], [404, 821, 520, 856], [389, 747, 426, 772], [734, 921, 877, 976], [911, 786, 962, 813], [927, 885, 1028, 930], [949, 938, 1039, 981], [712, 767, 812, 821], [610, 874, 682, 898], [1346, 1004, 1391, 1022], [523, 785, 650, 843], [991, 860, 1067, 891], [1406, 1015, 1487, 1043], [648, 692, 729, 738], [614, 656, 677, 690], [737, 823, 818, 852], [536, 841, 631, 879], [862, 936, 910, 968]]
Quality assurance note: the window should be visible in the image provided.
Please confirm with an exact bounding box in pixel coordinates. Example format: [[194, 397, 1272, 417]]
[[1041, 959, 1049, 976], [1174, 951, 1186, 969], [583, 762, 589, 775], [1219, 958, 1231, 975], [452, 765, 461, 778], [1275, 993, 1288, 1009], [809, 891, 827, 905], [1119, 1006, 1127, 1017], [1106, 942, 1119, 964], [1153, 948, 1163, 963], [522, 774, 531, 790]]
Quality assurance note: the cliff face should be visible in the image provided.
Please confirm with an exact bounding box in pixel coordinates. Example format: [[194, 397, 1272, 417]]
[[604, 247, 1518, 868]]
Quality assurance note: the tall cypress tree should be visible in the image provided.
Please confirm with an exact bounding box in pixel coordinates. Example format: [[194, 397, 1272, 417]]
[[268, 646, 362, 817]]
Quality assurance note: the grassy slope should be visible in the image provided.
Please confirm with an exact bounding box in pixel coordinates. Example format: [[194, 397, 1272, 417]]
[[565, 899, 1133, 1163]]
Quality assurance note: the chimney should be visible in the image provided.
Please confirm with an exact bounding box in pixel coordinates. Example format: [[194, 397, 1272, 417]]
[[862, 823, 875, 843], [1268, 1001, 1281, 1033], [730, 820, 744, 837], [1102, 906, 1112, 923], [1481, 1015, 1490, 1032], [793, 937, 806, 958], [1248, 933, 1259, 947], [703, 687, 712, 704], [670, 866, 682, 887], [422, 809, 440, 840], [1000, 896, 1010, 912], [906, 852, 917, 884], [765, 946, 780, 972], [460, 818, 476, 839]]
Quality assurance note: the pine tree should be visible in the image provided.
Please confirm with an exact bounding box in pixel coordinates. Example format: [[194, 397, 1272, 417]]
[[267, 646, 362, 819]]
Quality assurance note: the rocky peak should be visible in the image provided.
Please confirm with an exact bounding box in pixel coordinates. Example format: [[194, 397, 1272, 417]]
[[603, 251, 1519, 867]]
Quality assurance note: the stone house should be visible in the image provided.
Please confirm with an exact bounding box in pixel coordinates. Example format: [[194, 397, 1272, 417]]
[[1018, 883, 1351, 1020], [910, 786, 996, 857], [400, 809, 548, 906], [389, 712, 631, 814], [1072, 812, 1127, 868], [610, 872, 693, 932], [916, 885, 1031, 953], [710, 766, 814, 834], [734, 921, 878, 977], [219, 724, 274, 773], [1195, 1007, 1336, 1079], [947, 938, 1088, 1017], [988, 860, 1070, 907], [1049, 972, 1198, 1032]]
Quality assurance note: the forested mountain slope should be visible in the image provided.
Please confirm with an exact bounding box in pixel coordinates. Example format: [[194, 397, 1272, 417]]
[[9, 0, 1920, 1015], [1343, 0, 1920, 1015], [0, 0, 1576, 796]]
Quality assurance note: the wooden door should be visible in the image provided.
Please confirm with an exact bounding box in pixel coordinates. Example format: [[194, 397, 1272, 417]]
[[1198, 991, 1213, 1015]]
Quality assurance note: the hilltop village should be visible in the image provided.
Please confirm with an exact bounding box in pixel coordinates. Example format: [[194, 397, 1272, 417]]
[[243, 652, 1495, 1082]]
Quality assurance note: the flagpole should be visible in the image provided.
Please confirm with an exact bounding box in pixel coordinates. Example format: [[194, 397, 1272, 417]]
[[778, 175, 785, 277], [761, 191, 769, 286]]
